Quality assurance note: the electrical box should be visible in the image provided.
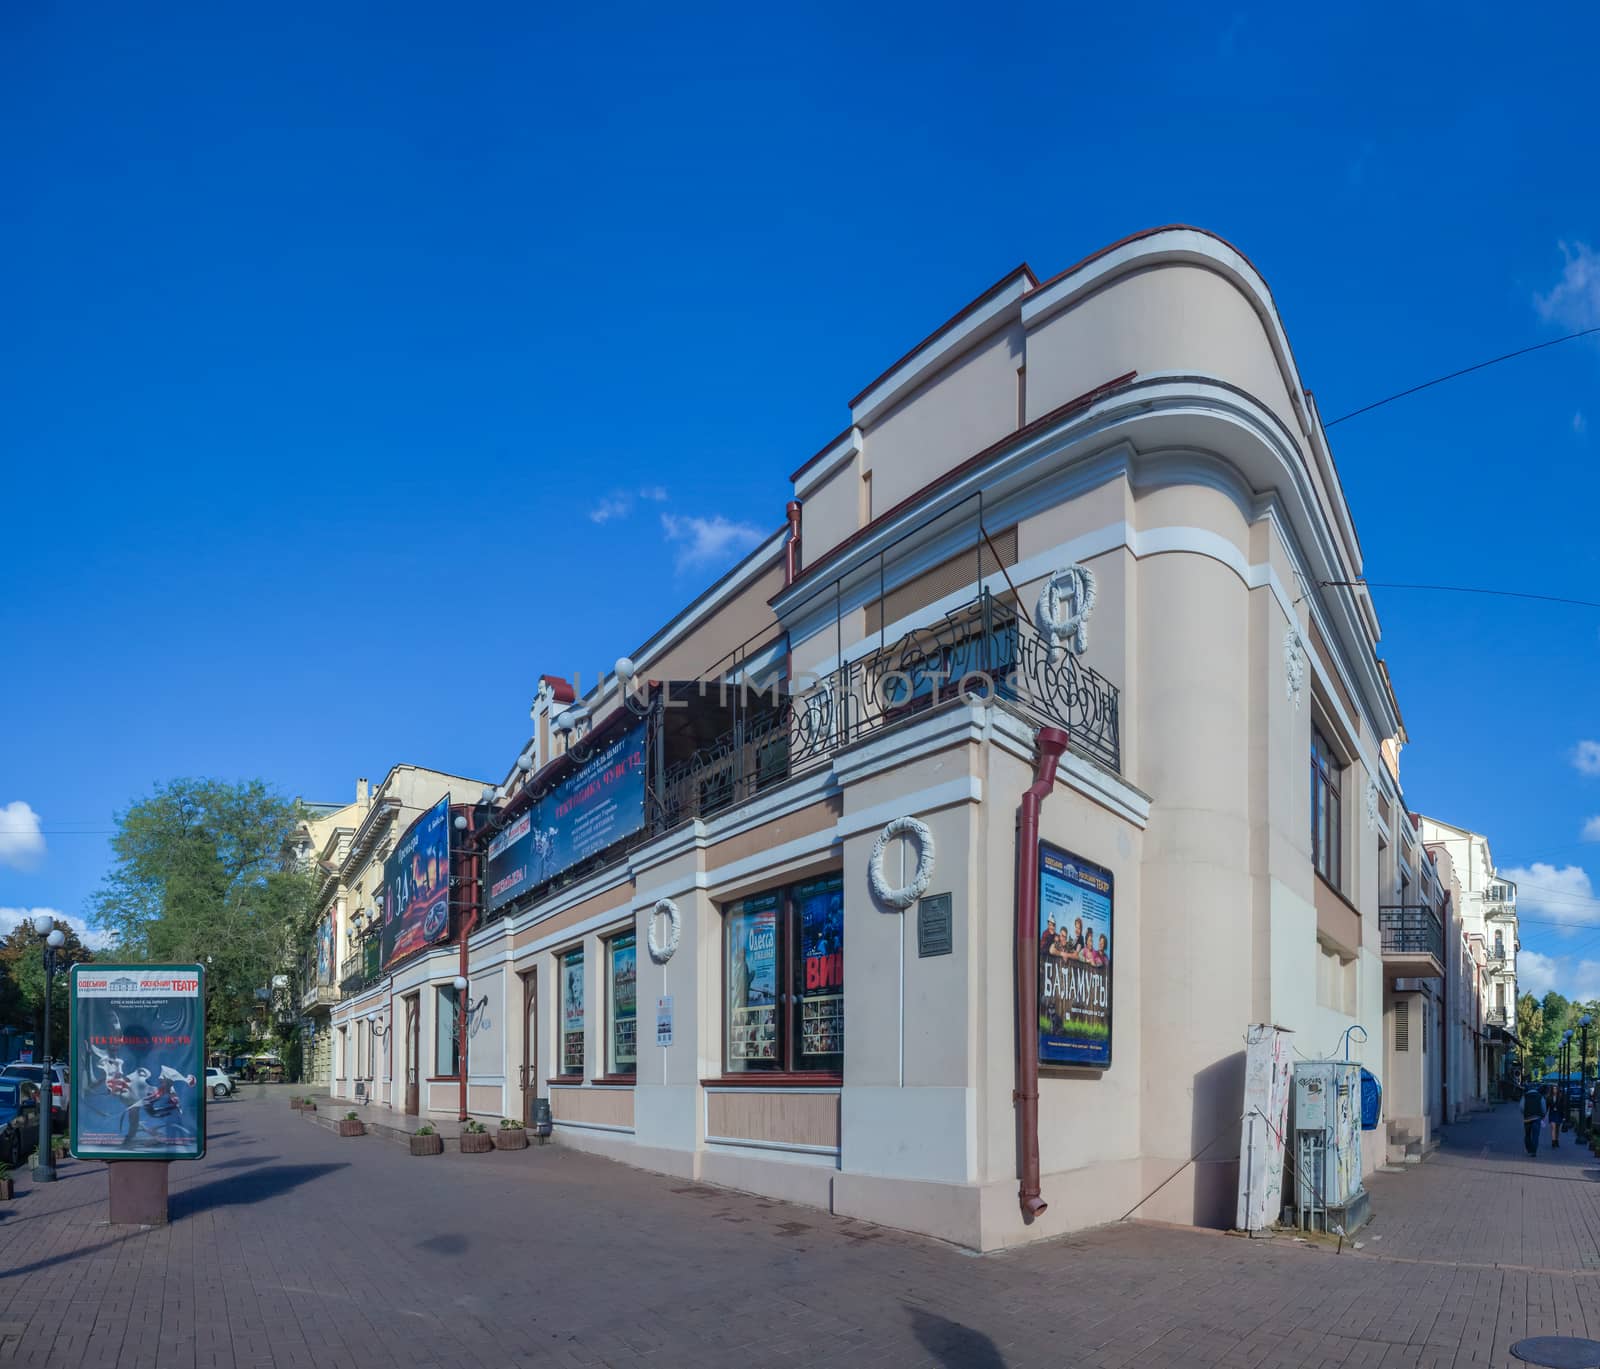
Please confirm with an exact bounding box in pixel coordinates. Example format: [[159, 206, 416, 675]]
[[1289, 1060, 1370, 1234]]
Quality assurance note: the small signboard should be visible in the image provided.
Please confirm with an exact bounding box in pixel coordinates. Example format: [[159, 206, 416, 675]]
[[917, 893, 953, 957], [656, 995, 674, 1048], [70, 964, 206, 1161]]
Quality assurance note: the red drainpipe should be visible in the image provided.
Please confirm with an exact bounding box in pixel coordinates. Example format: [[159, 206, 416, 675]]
[[457, 806, 479, 1123], [784, 500, 803, 585], [1016, 725, 1071, 1219]]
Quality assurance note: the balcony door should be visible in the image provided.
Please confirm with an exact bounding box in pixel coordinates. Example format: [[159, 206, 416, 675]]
[[403, 993, 420, 1116], [519, 968, 538, 1127]]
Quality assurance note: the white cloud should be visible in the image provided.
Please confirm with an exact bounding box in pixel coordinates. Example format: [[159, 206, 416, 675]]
[[1582, 817, 1600, 842], [660, 513, 765, 572], [0, 907, 115, 951], [638, 485, 669, 502], [1519, 949, 1600, 1003], [1536, 242, 1600, 332], [1576, 412, 1588, 436], [0, 801, 44, 871], [1501, 862, 1600, 932], [588, 495, 632, 525], [1575, 741, 1600, 776]]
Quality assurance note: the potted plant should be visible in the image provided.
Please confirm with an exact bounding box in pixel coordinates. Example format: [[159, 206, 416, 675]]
[[290, 1096, 304, 1111], [410, 1124, 443, 1157], [494, 1118, 528, 1150], [337, 1111, 365, 1138], [459, 1119, 494, 1153], [302, 1097, 317, 1113], [0, 1161, 12, 1201]]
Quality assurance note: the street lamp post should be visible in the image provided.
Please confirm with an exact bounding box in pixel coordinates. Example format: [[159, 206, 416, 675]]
[[30, 915, 66, 1182], [1581, 1016, 1594, 1142]]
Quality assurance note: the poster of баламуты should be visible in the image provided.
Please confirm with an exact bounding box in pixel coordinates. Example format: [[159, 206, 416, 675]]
[[1037, 844, 1113, 1069], [70, 964, 206, 1161]]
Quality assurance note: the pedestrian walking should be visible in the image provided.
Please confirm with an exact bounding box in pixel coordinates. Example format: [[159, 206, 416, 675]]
[[1550, 1086, 1563, 1149], [1524, 1083, 1547, 1155]]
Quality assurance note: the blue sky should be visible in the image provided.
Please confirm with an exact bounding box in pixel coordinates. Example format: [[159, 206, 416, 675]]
[[2, 4, 1599, 990]]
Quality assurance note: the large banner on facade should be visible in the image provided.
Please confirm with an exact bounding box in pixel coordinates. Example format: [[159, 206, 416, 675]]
[[484, 722, 649, 915], [316, 914, 334, 986], [381, 796, 452, 969], [70, 964, 206, 1161], [1037, 843, 1113, 1068]]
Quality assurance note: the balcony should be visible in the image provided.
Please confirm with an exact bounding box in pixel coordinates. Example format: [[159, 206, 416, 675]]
[[658, 590, 1121, 830], [1379, 905, 1444, 978], [301, 984, 339, 1012], [1486, 1006, 1508, 1027], [338, 938, 383, 1000]]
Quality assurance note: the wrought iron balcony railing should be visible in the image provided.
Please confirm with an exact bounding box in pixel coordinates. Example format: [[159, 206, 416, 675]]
[[1486, 1007, 1508, 1027], [1379, 905, 1444, 963], [658, 589, 1121, 829]]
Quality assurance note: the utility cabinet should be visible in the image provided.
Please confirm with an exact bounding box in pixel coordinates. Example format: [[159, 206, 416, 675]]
[[1288, 1060, 1371, 1234]]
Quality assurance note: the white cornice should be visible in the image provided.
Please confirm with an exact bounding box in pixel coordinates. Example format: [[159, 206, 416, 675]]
[[794, 427, 863, 497]]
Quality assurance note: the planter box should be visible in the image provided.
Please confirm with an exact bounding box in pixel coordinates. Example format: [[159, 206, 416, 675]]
[[410, 1134, 443, 1156], [494, 1129, 529, 1150], [0, 1177, 13, 1201], [303, 1103, 317, 1113], [459, 1132, 494, 1153], [336, 1120, 365, 1138], [290, 1099, 304, 1111]]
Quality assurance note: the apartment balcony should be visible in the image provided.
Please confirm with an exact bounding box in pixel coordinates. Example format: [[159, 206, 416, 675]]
[[1485, 1006, 1509, 1027], [1379, 905, 1444, 979], [301, 984, 339, 1013], [339, 940, 383, 1001]]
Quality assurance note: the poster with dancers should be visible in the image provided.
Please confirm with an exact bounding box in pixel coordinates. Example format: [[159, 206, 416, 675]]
[[70, 964, 206, 1161]]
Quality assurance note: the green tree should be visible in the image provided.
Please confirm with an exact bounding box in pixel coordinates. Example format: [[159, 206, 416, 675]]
[[0, 918, 97, 1050], [91, 779, 318, 1052], [1518, 991, 1544, 1067]]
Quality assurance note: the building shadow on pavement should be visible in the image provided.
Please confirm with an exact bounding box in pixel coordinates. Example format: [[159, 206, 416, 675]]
[[172, 1163, 347, 1219], [202, 1155, 278, 1171], [907, 1307, 1006, 1367]]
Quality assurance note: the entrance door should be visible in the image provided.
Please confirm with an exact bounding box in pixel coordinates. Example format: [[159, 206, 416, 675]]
[[519, 969, 538, 1126], [404, 993, 421, 1116]]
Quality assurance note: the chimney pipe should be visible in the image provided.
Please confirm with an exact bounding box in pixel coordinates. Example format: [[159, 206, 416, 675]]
[[1016, 725, 1070, 1220]]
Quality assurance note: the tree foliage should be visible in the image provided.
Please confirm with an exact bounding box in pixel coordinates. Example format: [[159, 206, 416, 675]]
[[1519, 990, 1600, 1077], [0, 918, 96, 1047], [91, 779, 318, 1050]]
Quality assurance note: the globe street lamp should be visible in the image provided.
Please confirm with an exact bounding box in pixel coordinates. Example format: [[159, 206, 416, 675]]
[[29, 914, 66, 1182]]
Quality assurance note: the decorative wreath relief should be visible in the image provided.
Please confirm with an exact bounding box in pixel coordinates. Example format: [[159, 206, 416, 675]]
[[647, 898, 681, 963], [1283, 627, 1306, 710], [868, 816, 936, 910], [1365, 779, 1379, 833], [1036, 564, 1097, 664]]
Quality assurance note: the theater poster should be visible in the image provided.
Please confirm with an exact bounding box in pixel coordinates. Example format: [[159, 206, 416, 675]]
[[796, 874, 843, 1066], [381, 796, 452, 969], [1037, 842, 1113, 1068], [70, 963, 206, 1161]]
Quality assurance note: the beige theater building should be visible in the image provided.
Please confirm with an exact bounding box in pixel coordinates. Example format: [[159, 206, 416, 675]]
[[330, 226, 1436, 1251]]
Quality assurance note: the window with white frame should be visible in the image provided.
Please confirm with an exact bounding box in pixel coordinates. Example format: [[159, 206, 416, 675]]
[[1311, 726, 1343, 890]]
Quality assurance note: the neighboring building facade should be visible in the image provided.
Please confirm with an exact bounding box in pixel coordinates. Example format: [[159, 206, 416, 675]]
[[1418, 817, 1521, 1103], [303, 765, 489, 1094], [325, 227, 1455, 1250]]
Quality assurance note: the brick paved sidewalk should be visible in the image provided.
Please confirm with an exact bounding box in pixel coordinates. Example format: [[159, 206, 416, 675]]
[[2, 1092, 1600, 1367]]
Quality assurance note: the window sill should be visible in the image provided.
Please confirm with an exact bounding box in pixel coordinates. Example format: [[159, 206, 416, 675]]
[[425, 1075, 460, 1083], [1315, 872, 1362, 918], [546, 1076, 585, 1086], [700, 1075, 843, 1088], [590, 1075, 637, 1085]]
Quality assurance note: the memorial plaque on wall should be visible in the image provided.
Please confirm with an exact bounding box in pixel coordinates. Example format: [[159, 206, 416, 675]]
[[917, 893, 953, 957]]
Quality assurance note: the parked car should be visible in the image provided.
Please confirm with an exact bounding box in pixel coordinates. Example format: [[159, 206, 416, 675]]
[[205, 1067, 235, 1098], [0, 1078, 41, 1168], [0, 1063, 69, 1128]]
